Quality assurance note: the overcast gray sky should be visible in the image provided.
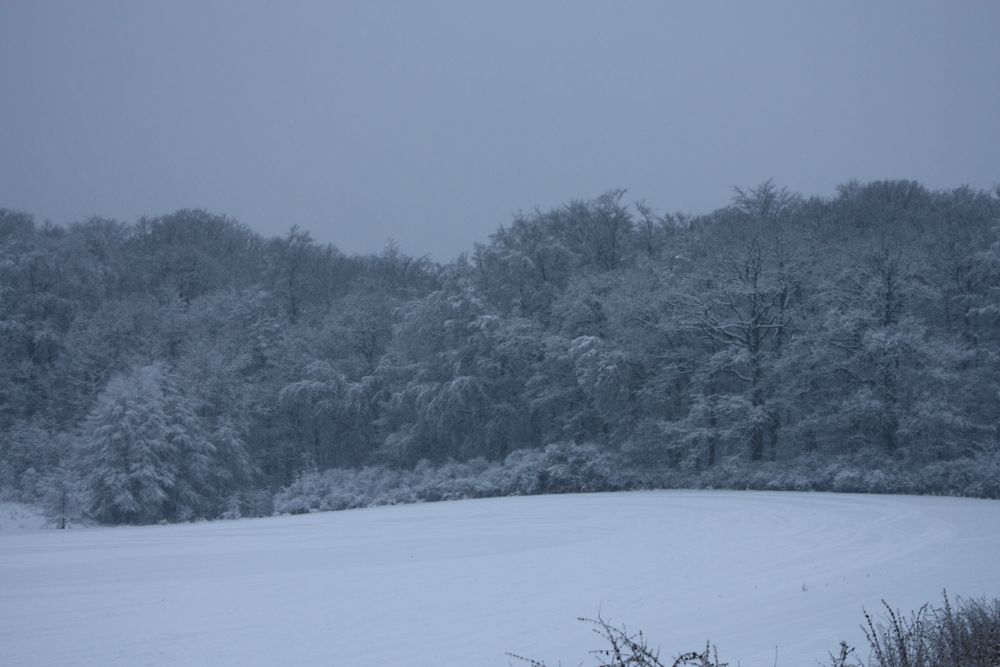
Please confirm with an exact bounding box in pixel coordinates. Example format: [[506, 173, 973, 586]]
[[1, 1, 998, 260]]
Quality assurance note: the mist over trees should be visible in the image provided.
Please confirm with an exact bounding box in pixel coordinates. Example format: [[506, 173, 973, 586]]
[[2, 180, 999, 524]]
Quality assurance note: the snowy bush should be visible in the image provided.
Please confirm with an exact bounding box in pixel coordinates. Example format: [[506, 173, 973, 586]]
[[270, 446, 1000, 521], [863, 469, 893, 494], [0, 501, 48, 531], [273, 443, 633, 514], [832, 469, 864, 493]]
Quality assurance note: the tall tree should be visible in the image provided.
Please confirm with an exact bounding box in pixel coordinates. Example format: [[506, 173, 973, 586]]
[[675, 183, 801, 462], [78, 363, 224, 523]]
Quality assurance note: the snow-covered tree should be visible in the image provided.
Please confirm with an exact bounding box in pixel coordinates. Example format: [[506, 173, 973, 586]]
[[79, 363, 218, 524], [39, 459, 86, 528], [674, 185, 801, 462]]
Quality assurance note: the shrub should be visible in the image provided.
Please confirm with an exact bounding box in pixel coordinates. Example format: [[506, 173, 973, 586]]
[[508, 615, 726, 667], [511, 593, 1000, 667], [273, 443, 633, 515], [860, 592, 1000, 667], [271, 447, 1000, 521]]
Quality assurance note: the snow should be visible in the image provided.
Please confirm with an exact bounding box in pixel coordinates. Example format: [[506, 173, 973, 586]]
[[1, 490, 998, 666]]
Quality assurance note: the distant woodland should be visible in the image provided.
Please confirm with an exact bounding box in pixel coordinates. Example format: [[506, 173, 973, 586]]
[[2, 180, 999, 525]]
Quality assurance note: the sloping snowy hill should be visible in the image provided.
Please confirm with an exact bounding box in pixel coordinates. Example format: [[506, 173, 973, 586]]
[[1, 491, 998, 666]]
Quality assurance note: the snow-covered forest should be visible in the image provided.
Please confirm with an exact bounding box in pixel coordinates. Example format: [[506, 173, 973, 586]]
[[2, 180, 999, 525]]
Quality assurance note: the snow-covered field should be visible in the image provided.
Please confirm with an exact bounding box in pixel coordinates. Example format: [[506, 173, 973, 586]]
[[1, 491, 998, 667]]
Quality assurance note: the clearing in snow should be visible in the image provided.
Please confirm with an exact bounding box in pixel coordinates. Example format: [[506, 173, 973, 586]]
[[1, 490, 998, 666]]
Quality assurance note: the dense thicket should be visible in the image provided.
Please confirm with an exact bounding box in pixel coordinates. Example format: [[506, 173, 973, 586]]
[[1, 180, 998, 523]]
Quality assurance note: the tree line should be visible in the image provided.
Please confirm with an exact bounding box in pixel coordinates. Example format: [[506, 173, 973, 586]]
[[1, 179, 999, 524]]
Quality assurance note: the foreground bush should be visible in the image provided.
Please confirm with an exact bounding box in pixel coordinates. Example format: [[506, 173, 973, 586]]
[[859, 593, 1000, 667], [509, 593, 1000, 667], [508, 616, 726, 667]]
